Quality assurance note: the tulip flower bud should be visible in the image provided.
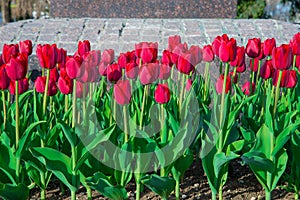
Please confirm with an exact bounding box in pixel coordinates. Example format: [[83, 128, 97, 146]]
[[36, 44, 58, 69], [154, 84, 171, 104], [9, 78, 29, 95], [114, 79, 132, 105], [19, 40, 32, 56]]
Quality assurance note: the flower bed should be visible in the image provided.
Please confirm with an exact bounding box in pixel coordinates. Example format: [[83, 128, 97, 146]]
[[0, 33, 300, 200]]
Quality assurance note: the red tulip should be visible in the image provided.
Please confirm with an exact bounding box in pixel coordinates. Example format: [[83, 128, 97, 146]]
[[161, 50, 173, 66], [58, 75, 73, 95], [273, 70, 297, 88], [189, 45, 202, 66], [34, 76, 58, 96], [9, 78, 29, 95], [212, 34, 229, 57], [257, 42, 266, 60], [154, 84, 171, 104], [36, 44, 58, 69], [107, 63, 122, 82], [66, 55, 83, 79], [236, 63, 246, 73], [98, 62, 108, 76], [241, 81, 255, 95], [118, 52, 131, 69], [263, 38, 276, 56], [219, 38, 237, 63], [125, 62, 139, 79], [171, 43, 188, 65], [202, 45, 214, 62], [50, 67, 59, 81], [19, 40, 32, 56], [101, 49, 114, 65], [177, 53, 195, 75], [139, 42, 158, 63], [2, 44, 19, 63], [56, 48, 67, 69], [260, 60, 274, 79], [230, 46, 245, 67], [246, 38, 261, 58], [290, 33, 300, 55], [249, 58, 259, 72], [139, 63, 159, 85], [168, 35, 182, 51], [215, 74, 231, 94], [159, 64, 171, 80], [78, 40, 90, 56], [272, 44, 293, 70], [114, 79, 132, 105], [76, 81, 89, 98], [0, 65, 10, 90], [5, 53, 28, 80]]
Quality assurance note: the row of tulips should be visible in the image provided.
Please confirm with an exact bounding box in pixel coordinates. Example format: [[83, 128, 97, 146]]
[[0, 32, 300, 200]]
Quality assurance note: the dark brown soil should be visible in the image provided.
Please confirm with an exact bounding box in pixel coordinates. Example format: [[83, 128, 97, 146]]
[[29, 158, 296, 200]]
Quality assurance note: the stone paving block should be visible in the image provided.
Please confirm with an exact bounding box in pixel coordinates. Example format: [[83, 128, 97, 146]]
[[37, 34, 58, 43], [119, 35, 141, 43], [141, 28, 161, 36]]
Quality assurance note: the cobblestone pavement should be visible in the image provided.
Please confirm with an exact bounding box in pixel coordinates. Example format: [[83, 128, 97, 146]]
[[0, 18, 299, 56]]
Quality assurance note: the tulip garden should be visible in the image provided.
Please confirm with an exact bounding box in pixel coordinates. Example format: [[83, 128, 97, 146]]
[[0, 33, 300, 200]]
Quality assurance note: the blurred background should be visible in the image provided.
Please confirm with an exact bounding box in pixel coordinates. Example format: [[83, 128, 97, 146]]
[[0, 0, 300, 24]]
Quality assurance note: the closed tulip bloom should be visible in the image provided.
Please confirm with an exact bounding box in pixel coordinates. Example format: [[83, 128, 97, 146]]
[[78, 40, 90, 56], [125, 62, 139, 79], [161, 50, 173, 66], [2, 44, 19, 63], [177, 53, 195, 75], [242, 81, 255, 95], [101, 49, 114, 65], [0, 65, 10, 90], [189, 45, 202, 66], [202, 45, 214, 62], [50, 67, 59, 82], [78, 65, 93, 83], [56, 47, 67, 64], [76, 81, 89, 98], [9, 78, 29, 95], [219, 38, 237, 63], [290, 33, 300, 55], [98, 62, 108, 76], [107, 63, 122, 82], [139, 63, 159, 85], [272, 70, 297, 88], [215, 74, 231, 94], [212, 34, 229, 57], [19, 40, 32, 56], [5, 53, 28, 80], [257, 42, 266, 60], [171, 43, 188, 65], [34, 76, 58, 96], [118, 52, 130, 69], [154, 84, 171, 104], [236, 63, 246, 73], [159, 64, 171, 80], [246, 38, 261, 58], [168, 35, 182, 51], [230, 46, 245, 67], [58, 75, 73, 95], [140, 42, 158, 63], [36, 44, 58, 69], [272, 44, 293, 70], [114, 79, 132, 105], [66, 56, 83, 79], [260, 60, 274, 79], [263, 38, 276, 56]]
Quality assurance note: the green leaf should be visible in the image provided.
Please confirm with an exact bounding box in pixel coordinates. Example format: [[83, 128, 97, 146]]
[[30, 147, 78, 192], [86, 172, 127, 200], [213, 151, 239, 177], [0, 183, 29, 200], [226, 140, 245, 154], [58, 120, 78, 147], [242, 151, 274, 173], [16, 121, 46, 158], [253, 124, 273, 158], [141, 174, 175, 199], [0, 143, 16, 184], [270, 149, 288, 191], [171, 149, 193, 180]]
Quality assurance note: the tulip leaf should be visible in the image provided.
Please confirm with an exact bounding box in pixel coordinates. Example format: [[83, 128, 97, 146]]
[[86, 172, 127, 200], [252, 124, 273, 158], [226, 140, 245, 154], [58, 120, 78, 147], [213, 151, 239, 177], [270, 149, 288, 191], [0, 143, 17, 185], [30, 147, 78, 192], [16, 120, 46, 158], [141, 174, 175, 199], [242, 151, 274, 173], [171, 148, 193, 180], [0, 183, 29, 200]]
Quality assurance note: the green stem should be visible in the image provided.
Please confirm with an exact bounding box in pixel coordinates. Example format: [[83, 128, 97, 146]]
[[87, 186, 92, 200], [256, 60, 262, 84], [219, 61, 223, 74], [265, 190, 271, 200], [136, 177, 141, 200], [175, 179, 180, 200], [2, 90, 6, 129], [123, 106, 128, 142], [72, 80, 77, 128], [179, 73, 186, 114], [15, 81, 20, 181], [293, 55, 297, 70], [212, 191, 217, 200], [71, 145, 77, 200], [40, 172, 46, 200], [83, 83, 87, 125], [219, 186, 223, 200], [71, 191, 76, 200], [160, 103, 167, 144], [219, 62, 229, 152], [43, 69, 50, 116], [273, 70, 283, 118], [140, 85, 148, 129]]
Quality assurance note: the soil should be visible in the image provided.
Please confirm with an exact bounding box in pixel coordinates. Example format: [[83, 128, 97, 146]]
[[29, 158, 296, 200]]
